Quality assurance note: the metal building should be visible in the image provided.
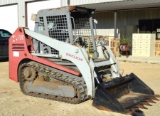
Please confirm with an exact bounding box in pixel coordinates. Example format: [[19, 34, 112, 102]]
[[61, 0, 160, 38], [0, 0, 61, 33], [1, 0, 160, 38]]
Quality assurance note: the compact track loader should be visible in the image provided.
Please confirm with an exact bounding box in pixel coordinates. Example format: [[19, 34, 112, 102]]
[[9, 6, 159, 114]]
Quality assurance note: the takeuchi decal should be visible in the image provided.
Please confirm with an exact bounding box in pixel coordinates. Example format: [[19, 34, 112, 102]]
[[66, 53, 83, 61]]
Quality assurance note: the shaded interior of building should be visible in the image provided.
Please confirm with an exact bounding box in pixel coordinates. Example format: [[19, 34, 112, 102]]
[[93, 7, 160, 40]]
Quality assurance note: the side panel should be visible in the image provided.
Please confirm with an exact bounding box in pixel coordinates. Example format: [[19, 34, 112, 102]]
[[9, 28, 32, 82], [24, 29, 94, 97], [9, 27, 81, 82]]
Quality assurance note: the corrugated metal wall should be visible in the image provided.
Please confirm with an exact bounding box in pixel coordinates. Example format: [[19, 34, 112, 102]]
[[93, 12, 114, 29], [94, 8, 160, 29], [93, 8, 160, 37], [1, 0, 160, 34], [0, 0, 18, 5], [61, 0, 124, 6], [17, 0, 36, 26], [117, 8, 160, 28], [0, 0, 37, 5], [0, 0, 48, 27]]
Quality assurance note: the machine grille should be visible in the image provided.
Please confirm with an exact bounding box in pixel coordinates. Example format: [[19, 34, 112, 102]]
[[12, 44, 24, 51], [46, 15, 69, 42], [46, 15, 69, 55], [38, 17, 45, 31], [73, 18, 91, 36]]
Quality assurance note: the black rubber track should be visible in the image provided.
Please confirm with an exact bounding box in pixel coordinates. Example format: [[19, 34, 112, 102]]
[[18, 61, 88, 104]]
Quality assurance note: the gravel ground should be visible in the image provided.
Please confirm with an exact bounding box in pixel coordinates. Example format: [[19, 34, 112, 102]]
[[0, 61, 160, 116]]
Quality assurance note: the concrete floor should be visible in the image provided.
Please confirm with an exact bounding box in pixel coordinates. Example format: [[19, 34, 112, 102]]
[[117, 56, 160, 64], [0, 61, 160, 116]]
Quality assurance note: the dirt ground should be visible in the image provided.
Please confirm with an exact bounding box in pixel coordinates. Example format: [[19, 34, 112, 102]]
[[0, 61, 160, 116]]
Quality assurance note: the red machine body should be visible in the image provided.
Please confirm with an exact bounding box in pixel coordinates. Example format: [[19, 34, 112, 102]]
[[9, 27, 80, 82]]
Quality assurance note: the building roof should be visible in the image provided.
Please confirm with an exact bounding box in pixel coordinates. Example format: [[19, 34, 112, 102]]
[[62, 0, 160, 11]]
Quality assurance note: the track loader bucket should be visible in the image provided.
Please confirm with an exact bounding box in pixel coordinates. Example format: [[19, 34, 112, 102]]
[[93, 73, 159, 113]]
